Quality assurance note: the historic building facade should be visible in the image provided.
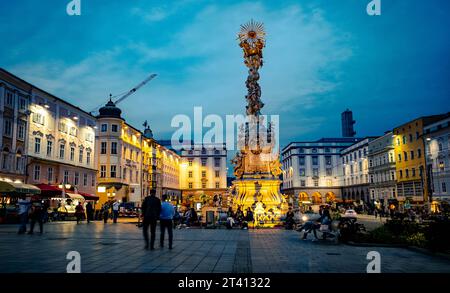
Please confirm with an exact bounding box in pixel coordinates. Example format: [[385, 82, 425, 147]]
[[423, 115, 450, 209], [0, 69, 31, 183], [179, 143, 227, 209], [26, 87, 97, 196], [96, 101, 143, 205], [281, 138, 360, 205], [393, 115, 449, 206], [368, 132, 397, 205], [341, 137, 378, 203]]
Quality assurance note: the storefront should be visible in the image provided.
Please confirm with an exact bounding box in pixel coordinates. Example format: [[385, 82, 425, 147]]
[[0, 178, 41, 223]]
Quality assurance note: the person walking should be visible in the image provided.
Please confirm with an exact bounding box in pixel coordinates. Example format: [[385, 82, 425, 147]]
[[17, 195, 31, 234], [159, 194, 175, 249], [112, 200, 120, 223], [75, 202, 84, 224], [142, 190, 161, 250], [102, 203, 110, 223], [85, 202, 94, 224], [28, 197, 44, 235]]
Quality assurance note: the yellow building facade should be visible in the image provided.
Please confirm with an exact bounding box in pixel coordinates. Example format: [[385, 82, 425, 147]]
[[393, 115, 450, 206]]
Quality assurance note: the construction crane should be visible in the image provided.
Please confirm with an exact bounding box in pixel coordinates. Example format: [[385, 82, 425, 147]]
[[90, 73, 157, 115]]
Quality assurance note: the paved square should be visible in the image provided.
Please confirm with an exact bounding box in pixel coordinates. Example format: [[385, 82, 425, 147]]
[[0, 222, 449, 273]]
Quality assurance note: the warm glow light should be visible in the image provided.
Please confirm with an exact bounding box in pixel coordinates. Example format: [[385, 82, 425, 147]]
[[44, 104, 50, 109], [426, 138, 431, 141], [73, 116, 78, 120], [97, 186, 106, 193]]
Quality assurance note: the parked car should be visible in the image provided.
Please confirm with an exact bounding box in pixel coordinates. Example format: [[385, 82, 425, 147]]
[[344, 209, 357, 218]]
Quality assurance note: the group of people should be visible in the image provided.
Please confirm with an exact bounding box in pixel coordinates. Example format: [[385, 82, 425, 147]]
[[298, 207, 333, 241], [17, 195, 45, 235], [99, 200, 121, 223], [225, 207, 254, 229], [141, 190, 176, 250]]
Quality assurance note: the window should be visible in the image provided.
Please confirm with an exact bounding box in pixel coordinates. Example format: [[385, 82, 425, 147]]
[[214, 158, 220, 167], [325, 148, 331, 153], [202, 170, 206, 178], [299, 156, 305, 165], [64, 170, 69, 183], [123, 168, 127, 179], [46, 141, 52, 156], [391, 171, 395, 181], [110, 165, 117, 178], [111, 142, 117, 155], [215, 182, 220, 189], [47, 167, 53, 183], [397, 138, 400, 146], [33, 165, 40, 181], [32, 113, 45, 125], [85, 133, 94, 142], [443, 182, 447, 193], [34, 137, 41, 153], [410, 150, 414, 160], [201, 158, 207, 166], [74, 172, 79, 186], [313, 168, 319, 177], [398, 153, 402, 162], [325, 156, 332, 165], [59, 144, 65, 159], [312, 156, 318, 165], [405, 169, 409, 178], [69, 127, 77, 136], [202, 182, 206, 189], [412, 168, 416, 177], [3, 119, 12, 137], [100, 165, 106, 178], [300, 180, 305, 187], [359, 161, 363, 171], [369, 159, 373, 167], [298, 148, 305, 154], [312, 148, 317, 153], [299, 169, 305, 176], [5, 90, 14, 106], [215, 170, 220, 178], [83, 173, 88, 186], [402, 135, 406, 144], [399, 170, 403, 179], [17, 121, 25, 140], [409, 134, 413, 142], [403, 151, 408, 161], [79, 149, 83, 163], [86, 152, 91, 164], [313, 179, 319, 187], [101, 124, 108, 132], [326, 168, 332, 176], [188, 159, 193, 166], [111, 124, 118, 132], [58, 122, 68, 133], [70, 147, 75, 161], [101, 142, 107, 154], [417, 149, 422, 158], [188, 171, 193, 178], [188, 182, 193, 189], [201, 148, 207, 154]]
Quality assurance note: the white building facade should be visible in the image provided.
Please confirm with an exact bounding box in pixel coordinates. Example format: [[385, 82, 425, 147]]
[[368, 132, 397, 206], [424, 116, 450, 204], [281, 138, 360, 204], [341, 137, 378, 203]]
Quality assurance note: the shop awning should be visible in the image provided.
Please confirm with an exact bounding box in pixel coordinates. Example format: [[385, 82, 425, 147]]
[[34, 183, 63, 197], [79, 191, 99, 201], [66, 193, 85, 201], [0, 181, 41, 195]]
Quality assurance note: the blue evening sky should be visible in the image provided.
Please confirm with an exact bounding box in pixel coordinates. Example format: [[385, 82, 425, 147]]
[[1, 0, 449, 150]]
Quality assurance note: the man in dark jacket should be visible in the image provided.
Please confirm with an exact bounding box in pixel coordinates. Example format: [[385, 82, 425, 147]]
[[141, 190, 161, 250]]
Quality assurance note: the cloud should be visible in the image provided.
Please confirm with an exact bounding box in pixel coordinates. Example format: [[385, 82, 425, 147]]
[[6, 1, 352, 145]]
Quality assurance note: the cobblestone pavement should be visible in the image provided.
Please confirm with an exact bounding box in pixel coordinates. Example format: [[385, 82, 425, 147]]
[[0, 222, 449, 273]]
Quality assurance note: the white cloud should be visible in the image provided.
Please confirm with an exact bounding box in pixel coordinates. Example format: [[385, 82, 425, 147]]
[[8, 1, 352, 142]]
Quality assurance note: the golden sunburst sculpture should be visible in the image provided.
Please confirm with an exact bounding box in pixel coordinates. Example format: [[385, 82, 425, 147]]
[[238, 19, 266, 44]]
